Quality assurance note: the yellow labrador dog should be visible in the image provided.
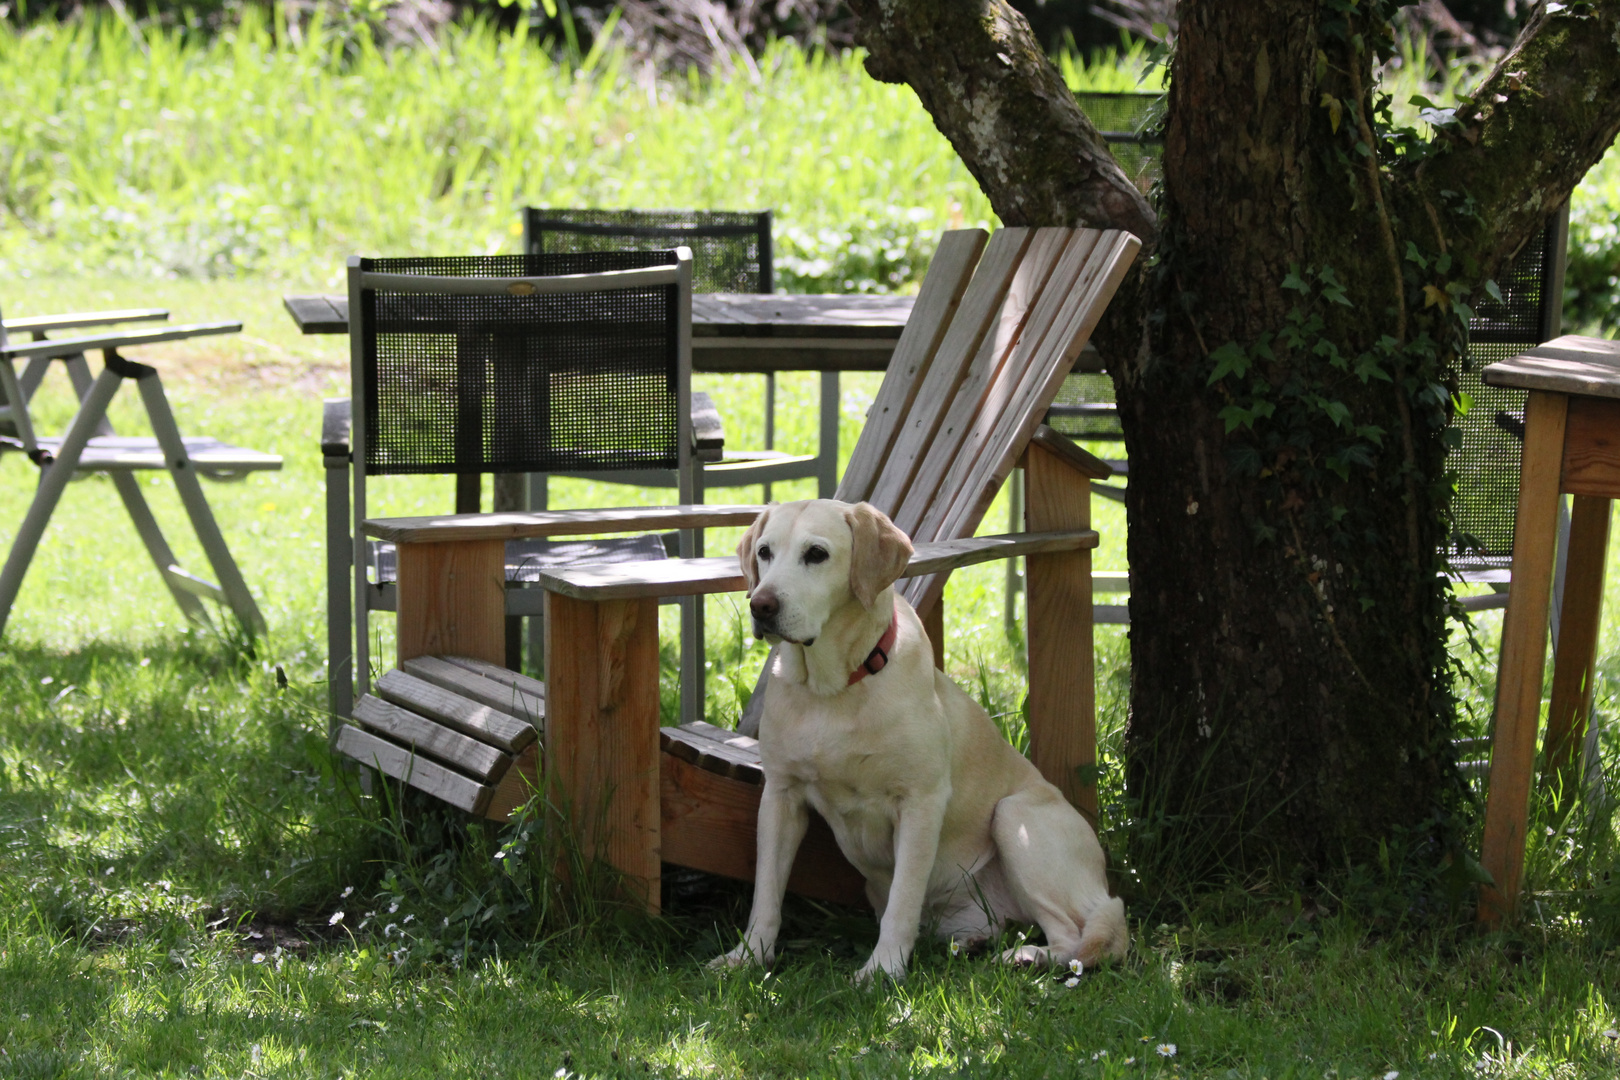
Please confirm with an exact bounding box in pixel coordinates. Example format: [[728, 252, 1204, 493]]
[[713, 499, 1126, 982]]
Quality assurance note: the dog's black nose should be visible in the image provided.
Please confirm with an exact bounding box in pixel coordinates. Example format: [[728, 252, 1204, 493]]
[[749, 592, 779, 621]]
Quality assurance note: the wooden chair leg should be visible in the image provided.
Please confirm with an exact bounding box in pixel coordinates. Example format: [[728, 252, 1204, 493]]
[[1542, 495, 1611, 796], [544, 592, 663, 913], [1023, 441, 1098, 821], [1480, 390, 1569, 927]]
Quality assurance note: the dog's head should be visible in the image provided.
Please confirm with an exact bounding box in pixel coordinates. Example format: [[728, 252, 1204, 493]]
[[737, 500, 913, 645]]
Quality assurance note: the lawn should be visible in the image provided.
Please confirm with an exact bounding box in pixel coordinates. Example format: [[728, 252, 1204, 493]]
[[2, 12, 1620, 1079]]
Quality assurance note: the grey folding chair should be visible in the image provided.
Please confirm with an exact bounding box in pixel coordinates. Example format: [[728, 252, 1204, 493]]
[[523, 207, 826, 504], [0, 305, 281, 637], [324, 248, 712, 727]]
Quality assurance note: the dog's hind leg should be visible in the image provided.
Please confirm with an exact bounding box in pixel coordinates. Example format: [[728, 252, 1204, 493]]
[[990, 787, 1127, 969]]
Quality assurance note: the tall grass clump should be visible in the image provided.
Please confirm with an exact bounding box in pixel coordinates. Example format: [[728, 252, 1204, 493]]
[[0, 11, 1176, 295]]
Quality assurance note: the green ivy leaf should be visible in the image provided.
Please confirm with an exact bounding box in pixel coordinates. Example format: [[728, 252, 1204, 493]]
[[1207, 341, 1251, 385]]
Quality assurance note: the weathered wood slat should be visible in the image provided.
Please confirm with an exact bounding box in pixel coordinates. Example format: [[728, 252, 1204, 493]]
[[839, 229, 990, 504], [866, 228, 1037, 527], [334, 724, 493, 816], [660, 721, 763, 783], [352, 694, 512, 782], [889, 227, 1074, 539], [363, 504, 765, 545], [919, 229, 1103, 546], [374, 669, 537, 752], [440, 654, 550, 699], [907, 230, 1140, 612], [403, 655, 545, 724], [661, 752, 868, 907], [1482, 334, 1620, 400]]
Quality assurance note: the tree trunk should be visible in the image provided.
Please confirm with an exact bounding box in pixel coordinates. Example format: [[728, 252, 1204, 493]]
[[849, 0, 1620, 880]]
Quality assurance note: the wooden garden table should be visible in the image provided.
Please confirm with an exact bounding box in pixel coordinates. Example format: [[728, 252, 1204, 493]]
[[286, 292, 913, 498], [1478, 335, 1620, 925]]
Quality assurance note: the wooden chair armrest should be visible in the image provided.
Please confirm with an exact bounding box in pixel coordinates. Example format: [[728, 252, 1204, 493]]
[[691, 390, 725, 461], [1027, 425, 1114, 480], [363, 504, 769, 545], [2, 309, 169, 335], [1, 321, 242, 361], [537, 529, 1100, 602], [321, 398, 352, 457]]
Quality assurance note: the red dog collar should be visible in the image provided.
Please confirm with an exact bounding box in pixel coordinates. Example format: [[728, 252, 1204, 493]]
[[848, 609, 900, 685]]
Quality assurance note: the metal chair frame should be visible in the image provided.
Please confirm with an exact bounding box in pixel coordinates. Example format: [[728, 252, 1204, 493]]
[[330, 250, 710, 726]]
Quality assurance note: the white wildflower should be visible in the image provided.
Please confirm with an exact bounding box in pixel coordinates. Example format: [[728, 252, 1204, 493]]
[[329, 911, 344, 926], [1064, 976, 1080, 988], [252, 953, 266, 964], [341, 885, 355, 898], [1158, 1043, 1177, 1058]]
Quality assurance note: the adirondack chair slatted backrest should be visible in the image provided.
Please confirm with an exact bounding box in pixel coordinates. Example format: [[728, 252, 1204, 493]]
[[837, 226, 1142, 614]]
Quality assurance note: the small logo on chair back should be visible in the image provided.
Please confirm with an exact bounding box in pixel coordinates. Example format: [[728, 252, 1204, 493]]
[[507, 282, 536, 297]]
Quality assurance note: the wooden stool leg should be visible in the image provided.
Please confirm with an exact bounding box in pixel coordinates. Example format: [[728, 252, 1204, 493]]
[[544, 592, 662, 913], [1023, 441, 1098, 821], [1479, 390, 1569, 927], [1542, 495, 1611, 796], [394, 540, 506, 667]]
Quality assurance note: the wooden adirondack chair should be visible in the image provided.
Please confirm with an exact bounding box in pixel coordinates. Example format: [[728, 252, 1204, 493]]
[[342, 226, 1141, 911]]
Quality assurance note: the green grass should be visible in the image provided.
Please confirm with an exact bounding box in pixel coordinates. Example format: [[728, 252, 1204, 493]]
[[2, 15, 1620, 1078]]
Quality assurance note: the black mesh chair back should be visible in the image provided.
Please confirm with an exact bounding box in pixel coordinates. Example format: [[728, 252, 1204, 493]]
[[524, 208, 772, 294], [352, 250, 688, 485], [1449, 211, 1568, 571], [1045, 92, 1164, 445], [342, 247, 695, 705]]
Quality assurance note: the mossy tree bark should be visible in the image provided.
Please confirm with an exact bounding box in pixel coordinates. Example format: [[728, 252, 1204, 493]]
[[848, 0, 1620, 879]]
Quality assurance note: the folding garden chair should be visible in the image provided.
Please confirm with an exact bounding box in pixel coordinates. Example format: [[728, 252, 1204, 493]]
[[322, 248, 738, 732], [0, 304, 281, 637]]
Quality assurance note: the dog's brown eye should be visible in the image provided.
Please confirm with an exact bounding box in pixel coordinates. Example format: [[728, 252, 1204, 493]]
[[803, 546, 828, 565], [758, 545, 772, 562]]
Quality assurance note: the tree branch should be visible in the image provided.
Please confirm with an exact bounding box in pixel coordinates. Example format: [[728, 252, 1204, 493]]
[[845, 0, 1158, 243], [1405, 1, 1620, 279]]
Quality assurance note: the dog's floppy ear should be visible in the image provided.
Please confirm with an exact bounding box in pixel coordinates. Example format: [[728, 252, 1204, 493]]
[[845, 502, 913, 610], [736, 507, 772, 592]]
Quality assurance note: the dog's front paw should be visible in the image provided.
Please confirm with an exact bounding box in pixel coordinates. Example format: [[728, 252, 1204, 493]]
[[853, 945, 909, 985], [708, 941, 771, 971]]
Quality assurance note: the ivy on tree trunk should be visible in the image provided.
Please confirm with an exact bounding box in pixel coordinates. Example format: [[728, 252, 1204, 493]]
[[847, 0, 1620, 883]]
